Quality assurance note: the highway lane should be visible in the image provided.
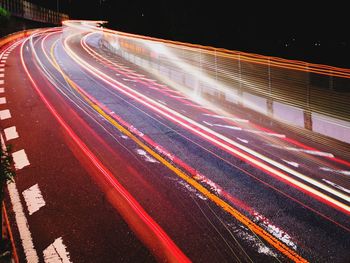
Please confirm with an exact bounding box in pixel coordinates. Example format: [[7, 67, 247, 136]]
[[35, 27, 350, 261], [3, 23, 349, 262], [72, 30, 350, 260], [1, 38, 156, 263]]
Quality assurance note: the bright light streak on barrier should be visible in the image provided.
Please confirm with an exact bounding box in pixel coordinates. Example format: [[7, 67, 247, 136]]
[[65, 20, 350, 150], [80, 31, 350, 171]]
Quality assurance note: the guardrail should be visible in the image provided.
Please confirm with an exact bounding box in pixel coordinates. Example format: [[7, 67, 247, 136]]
[[96, 28, 350, 146], [0, 0, 68, 25], [0, 28, 37, 48]]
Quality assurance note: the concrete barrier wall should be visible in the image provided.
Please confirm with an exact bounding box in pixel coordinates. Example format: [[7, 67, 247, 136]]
[[273, 102, 305, 128], [312, 113, 350, 144]]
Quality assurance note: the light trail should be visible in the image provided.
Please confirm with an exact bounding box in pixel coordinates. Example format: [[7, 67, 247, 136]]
[[44, 31, 350, 235], [21, 32, 191, 263], [63, 32, 350, 214], [41, 34, 308, 262], [9, 21, 349, 261]]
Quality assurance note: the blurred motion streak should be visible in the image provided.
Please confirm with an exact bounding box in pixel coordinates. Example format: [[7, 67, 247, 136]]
[[20, 32, 191, 263]]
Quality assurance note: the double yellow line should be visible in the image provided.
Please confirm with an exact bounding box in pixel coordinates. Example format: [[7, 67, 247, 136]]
[[48, 35, 307, 262]]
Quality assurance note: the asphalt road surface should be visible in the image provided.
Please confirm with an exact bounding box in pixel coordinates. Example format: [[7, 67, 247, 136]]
[[0, 23, 349, 263]]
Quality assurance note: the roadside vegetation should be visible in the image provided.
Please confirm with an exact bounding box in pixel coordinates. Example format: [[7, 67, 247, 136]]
[[0, 144, 15, 261], [0, 7, 10, 25]]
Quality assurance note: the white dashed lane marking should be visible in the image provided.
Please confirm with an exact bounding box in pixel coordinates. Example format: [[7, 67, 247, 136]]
[[203, 120, 285, 138], [0, 80, 4, 85], [237, 137, 249, 144], [0, 88, 4, 93], [0, 109, 11, 120], [320, 167, 350, 176], [12, 149, 30, 169], [0, 97, 6, 104], [0, 73, 4, 78], [170, 95, 187, 99], [4, 126, 19, 141], [322, 179, 350, 194], [122, 78, 137, 82], [204, 113, 249, 123], [208, 122, 242, 130], [282, 160, 300, 168], [22, 184, 46, 215], [270, 144, 334, 158], [43, 237, 72, 263], [0, 68, 4, 72]]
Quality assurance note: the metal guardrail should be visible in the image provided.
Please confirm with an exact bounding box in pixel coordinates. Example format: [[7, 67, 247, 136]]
[[0, 0, 68, 25]]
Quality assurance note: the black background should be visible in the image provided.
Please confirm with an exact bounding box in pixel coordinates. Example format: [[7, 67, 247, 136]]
[[35, 1, 350, 68]]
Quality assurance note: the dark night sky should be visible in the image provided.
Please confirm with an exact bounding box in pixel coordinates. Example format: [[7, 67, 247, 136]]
[[47, 1, 350, 68]]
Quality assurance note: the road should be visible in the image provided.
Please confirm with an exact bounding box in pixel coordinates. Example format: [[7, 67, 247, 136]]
[[0, 22, 349, 262]]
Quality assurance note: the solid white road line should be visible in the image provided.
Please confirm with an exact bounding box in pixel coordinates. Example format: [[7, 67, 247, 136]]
[[7, 183, 39, 262], [0, 97, 6, 104], [12, 149, 30, 169], [22, 184, 46, 215], [43, 237, 72, 263], [0, 109, 11, 120], [1, 134, 39, 262], [4, 126, 19, 141]]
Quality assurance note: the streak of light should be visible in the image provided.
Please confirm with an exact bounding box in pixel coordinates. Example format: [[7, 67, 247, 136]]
[[81, 30, 350, 174]]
